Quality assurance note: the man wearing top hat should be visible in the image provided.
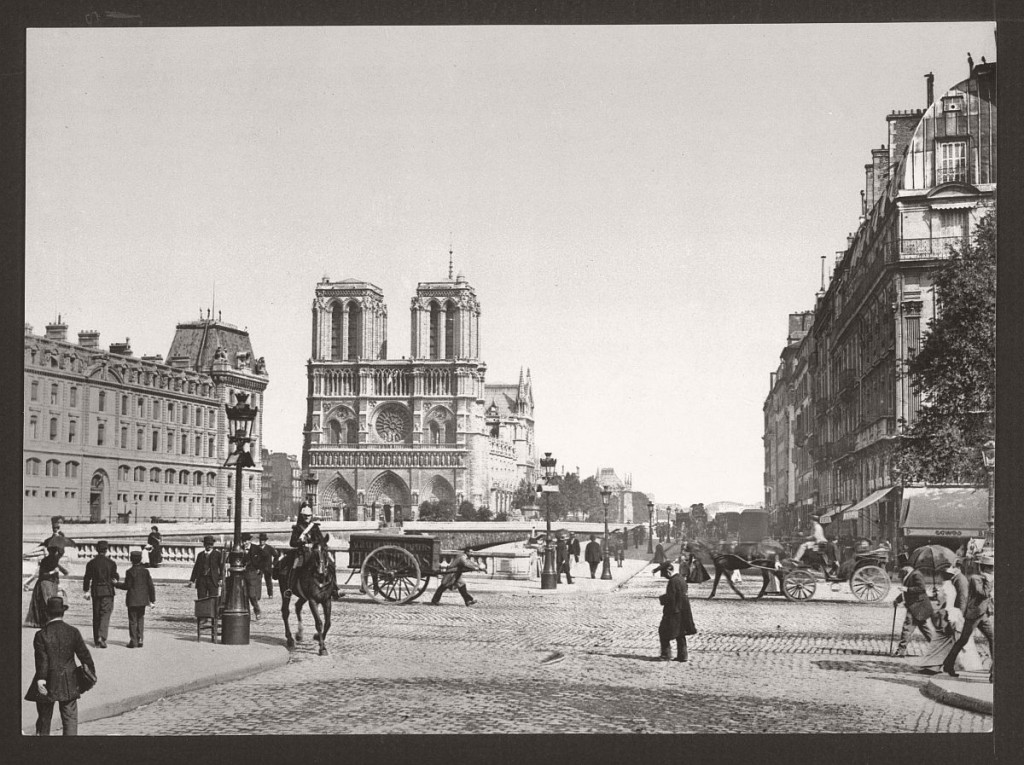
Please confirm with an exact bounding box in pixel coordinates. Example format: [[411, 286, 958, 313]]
[[242, 533, 263, 619], [653, 560, 697, 662], [82, 540, 119, 648], [893, 565, 938, 657], [24, 596, 95, 735], [256, 532, 279, 596], [115, 550, 156, 648], [187, 535, 223, 600]]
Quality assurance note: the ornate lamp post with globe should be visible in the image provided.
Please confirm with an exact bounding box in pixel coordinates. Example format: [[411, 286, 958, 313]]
[[600, 485, 613, 580], [221, 391, 258, 645], [981, 440, 995, 548], [539, 452, 559, 590], [647, 500, 655, 554]]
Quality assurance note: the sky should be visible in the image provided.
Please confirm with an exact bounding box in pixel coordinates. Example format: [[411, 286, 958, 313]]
[[25, 23, 996, 508]]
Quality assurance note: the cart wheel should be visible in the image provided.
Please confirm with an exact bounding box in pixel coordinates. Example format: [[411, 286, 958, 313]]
[[360, 546, 423, 605], [849, 564, 890, 602], [782, 569, 817, 601], [412, 575, 431, 602]]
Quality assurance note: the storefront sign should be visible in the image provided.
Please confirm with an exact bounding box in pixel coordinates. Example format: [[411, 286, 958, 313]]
[[904, 528, 985, 537]]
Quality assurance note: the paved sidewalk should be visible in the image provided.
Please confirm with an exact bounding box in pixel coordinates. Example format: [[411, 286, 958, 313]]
[[21, 619, 288, 735]]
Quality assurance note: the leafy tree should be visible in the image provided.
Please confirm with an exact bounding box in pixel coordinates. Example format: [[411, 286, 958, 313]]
[[632, 492, 651, 522], [580, 476, 606, 521], [559, 472, 584, 520], [457, 500, 478, 520], [893, 209, 996, 484], [511, 478, 537, 510], [495, 509, 510, 522], [418, 499, 455, 522], [477, 505, 493, 522]]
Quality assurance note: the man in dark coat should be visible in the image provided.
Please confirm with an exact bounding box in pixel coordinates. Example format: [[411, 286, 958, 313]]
[[584, 534, 603, 578], [893, 565, 937, 657], [568, 532, 581, 564], [653, 560, 697, 662], [146, 526, 163, 568], [25, 597, 95, 735], [256, 532, 279, 596], [556, 535, 574, 584], [430, 546, 483, 606], [115, 550, 155, 648], [281, 506, 315, 596], [943, 558, 994, 680], [187, 535, 223, 599], [82, 540, 119, 648], [242, 533, 264, 619]]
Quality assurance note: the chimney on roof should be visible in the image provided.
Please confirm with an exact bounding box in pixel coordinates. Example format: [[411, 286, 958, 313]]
[[887, 109, 923, 166], [45, 316, 68, 342], [108, 338, 132, 356], [871, 145, 889, 208], [925, 72, 934, 107], [78, 330, 100, 349]]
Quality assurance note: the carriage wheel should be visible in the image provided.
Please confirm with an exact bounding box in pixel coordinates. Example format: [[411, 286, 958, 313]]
[[360, 546, 423, 605], [782, 569, 817, 601], [849, 564, 890, 602]]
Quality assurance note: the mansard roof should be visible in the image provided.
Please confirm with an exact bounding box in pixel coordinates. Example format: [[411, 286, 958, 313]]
[[167, 319, 258, 374]]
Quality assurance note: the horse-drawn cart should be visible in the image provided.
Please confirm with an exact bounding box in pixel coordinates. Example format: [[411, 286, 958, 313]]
[[778, 547, 891, 602], [347, 532, 442, 605]]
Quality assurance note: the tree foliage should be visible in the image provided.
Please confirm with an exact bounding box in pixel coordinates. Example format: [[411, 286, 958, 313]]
[[893, 208, 995, 484], [417, 499, 455, 521]]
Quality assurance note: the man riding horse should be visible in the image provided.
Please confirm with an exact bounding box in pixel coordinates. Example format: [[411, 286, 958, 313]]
[[279, 504, 335, 598]]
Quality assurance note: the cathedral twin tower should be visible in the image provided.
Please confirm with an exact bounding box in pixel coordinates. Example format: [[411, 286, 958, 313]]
[[302, 271, 534, 521]]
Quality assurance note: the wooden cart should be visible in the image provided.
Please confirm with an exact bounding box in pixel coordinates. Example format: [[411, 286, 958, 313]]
[[347, 533, 442, 605]]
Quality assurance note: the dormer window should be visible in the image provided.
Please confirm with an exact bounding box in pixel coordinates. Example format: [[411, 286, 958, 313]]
[[936, 140, 967, 184]]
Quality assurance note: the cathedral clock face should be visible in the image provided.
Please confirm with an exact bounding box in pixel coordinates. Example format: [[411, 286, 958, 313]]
[[375, 406, 410, 442]]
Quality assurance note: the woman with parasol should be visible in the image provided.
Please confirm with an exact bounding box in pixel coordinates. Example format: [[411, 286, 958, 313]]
[[23, 544, 70, 627]]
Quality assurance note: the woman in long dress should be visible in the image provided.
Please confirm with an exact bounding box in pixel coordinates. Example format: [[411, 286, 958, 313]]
[[23, 546, 69, 627], [147, 525, 163, 568], [910, 575, 983, 673]]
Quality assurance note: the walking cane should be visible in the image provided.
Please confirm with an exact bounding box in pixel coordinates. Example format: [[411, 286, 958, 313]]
[[889, 601, 898, 656]]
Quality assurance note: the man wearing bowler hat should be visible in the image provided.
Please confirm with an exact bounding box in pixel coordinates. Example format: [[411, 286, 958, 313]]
[[116, 550, 156, 648], [82, 540, 119, 648], [25, 597, 95, 735], [256, 532, 279, 596], [187, 535, 223, 600]]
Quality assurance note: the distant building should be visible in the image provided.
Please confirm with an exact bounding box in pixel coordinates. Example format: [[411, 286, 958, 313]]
[[260, 450, 302, 521], [594, 468, 634, 523], [764, 61, 996, 546], [23, 314, 268, 524], [301, 268, 536, 521]]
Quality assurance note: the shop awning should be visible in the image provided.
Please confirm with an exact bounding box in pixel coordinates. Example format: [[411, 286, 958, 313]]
[[819, 504, 851, 524], [842, 487, 896, 520], [900, 487, 989, 537]]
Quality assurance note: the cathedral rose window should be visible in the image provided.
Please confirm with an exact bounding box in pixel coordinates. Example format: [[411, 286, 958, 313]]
[[375, 405, 410, 442]]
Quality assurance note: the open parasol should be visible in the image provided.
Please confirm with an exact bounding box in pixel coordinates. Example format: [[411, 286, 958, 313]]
[[908, 544, 958, 591]]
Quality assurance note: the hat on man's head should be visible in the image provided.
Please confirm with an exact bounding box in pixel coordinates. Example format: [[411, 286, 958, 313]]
[[202, 535, 216, 545], [96, 540, 109, 552], [45, 597, 68, 618], [241, 533, 252, 542], [258, 533, 269, 541], [130, 550, 143, 562], [978, 554, 994, 567]]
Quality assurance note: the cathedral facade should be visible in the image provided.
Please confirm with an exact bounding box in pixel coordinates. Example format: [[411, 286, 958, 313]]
[[301, 273, 536, 520]]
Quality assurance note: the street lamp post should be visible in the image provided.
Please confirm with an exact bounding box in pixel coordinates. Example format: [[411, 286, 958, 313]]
[[647, 501, 654, 554], [600, 485, 613, 580], [540, 452, 558, 590], [981, 440, 995, 548], [221, 391, 258, 645]]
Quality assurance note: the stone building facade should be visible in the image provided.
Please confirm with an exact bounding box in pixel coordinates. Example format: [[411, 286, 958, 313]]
[[594, 467, 634, 524], [23, 315, 268, 524], [763, 61, 996, 546], [301, 272, 536, 521], [260, 449, 302, 521]]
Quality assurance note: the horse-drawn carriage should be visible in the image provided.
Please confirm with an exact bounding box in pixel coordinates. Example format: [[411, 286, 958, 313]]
[[346, 532, 443, 605]]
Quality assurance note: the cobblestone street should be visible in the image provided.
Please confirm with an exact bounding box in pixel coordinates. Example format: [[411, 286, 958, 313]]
[[51, 564, 992, 735]]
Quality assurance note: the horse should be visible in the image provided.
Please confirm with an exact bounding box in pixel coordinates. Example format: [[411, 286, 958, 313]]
[[277, 523, 337, 655], [686, 539, 784, 600]]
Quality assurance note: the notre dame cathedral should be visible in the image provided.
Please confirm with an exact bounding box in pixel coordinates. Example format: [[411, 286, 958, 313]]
[[301, 270, 536, 521]]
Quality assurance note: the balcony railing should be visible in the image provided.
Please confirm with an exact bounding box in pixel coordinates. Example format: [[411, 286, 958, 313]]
[[309, 448, 465, 469], [893, 236, 968, 262]]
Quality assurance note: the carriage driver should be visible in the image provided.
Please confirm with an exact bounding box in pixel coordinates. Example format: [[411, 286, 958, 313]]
[[793, 515, 837, 575]]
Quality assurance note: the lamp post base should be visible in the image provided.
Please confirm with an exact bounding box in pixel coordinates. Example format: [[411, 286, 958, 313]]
[[541, 547, 558, 590], [221, 553, 251, 645], [600, 554, 613, 580]]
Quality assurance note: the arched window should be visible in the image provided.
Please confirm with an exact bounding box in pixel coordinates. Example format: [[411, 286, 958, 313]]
[[121, 395, 128, 415], [179, 471, 189, 485], [248, 475, 255, 490], [248, 498, 254, 518], [70, 387, 77, 408], [29, 415, 38, 439], [181, 434, 188, 454], [119, 465, 130, 481], [429, 302, 440, 359], [136, 428, 144, 450], [228, 473, 233, 489], [195, 435, 202, 455], [207, 472, 217, 487], [50, 383, 59, 405], [208, 437, 215, 457], [98, 391, 106, 412], [331, 304, 343, 360], [194, 470, 203, 485], [165, 468, 175, 483], [68, 420, 77, 443], [45, 459, 60, 477], [347, 302, 362, 359], [429, 421, 441, 445], [328, 420, 344, 445], [166, 430, 174, 453], [152, 430, 159, 451], [26, 458, 40, 476], [49, 418, 58, 440], [150, 468, 160, 483], [66, 462, 79, 478], [444, 301, 456, 359], [134, 467, 145, 482]]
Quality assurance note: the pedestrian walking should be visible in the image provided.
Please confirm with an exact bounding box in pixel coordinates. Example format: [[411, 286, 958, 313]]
[[82, 540, 119, 648], [568, 532, 581, 564], [146, 526, 163, 568], [187, 535, 223, 599], [893, 565, 937, 657], [24, 546, 69, 627], [653, 561, 697, 662], [257, 532, 279, 596], [653, 541, 666, 566], [242, 533, 263, 619], [430, 545, 483, 606], [556, 535, 574, 584], [943, 555, 994, 681], [115, 550, 155, 648], [24, 597, 96, 736], [584, 534, 603, 578]]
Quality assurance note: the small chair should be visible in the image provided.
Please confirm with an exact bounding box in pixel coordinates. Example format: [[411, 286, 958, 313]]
[[194, 596, 220, 643]]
